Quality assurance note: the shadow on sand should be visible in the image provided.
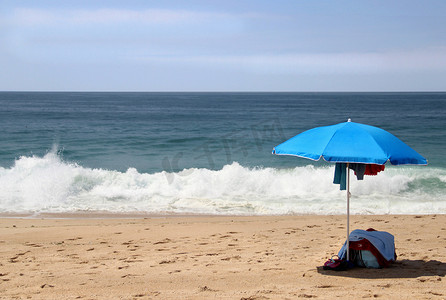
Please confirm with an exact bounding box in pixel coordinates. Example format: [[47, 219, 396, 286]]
[[317, 259, 446, 279]]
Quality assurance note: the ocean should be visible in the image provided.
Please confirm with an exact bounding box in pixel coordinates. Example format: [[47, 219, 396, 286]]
[[0, 92, 445, 216]]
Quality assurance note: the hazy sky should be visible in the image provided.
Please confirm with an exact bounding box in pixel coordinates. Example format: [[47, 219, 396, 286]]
[[1, 0, 445, 91]]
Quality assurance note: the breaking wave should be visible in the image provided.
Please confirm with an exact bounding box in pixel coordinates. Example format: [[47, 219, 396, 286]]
[[0, 151, 445, 216]]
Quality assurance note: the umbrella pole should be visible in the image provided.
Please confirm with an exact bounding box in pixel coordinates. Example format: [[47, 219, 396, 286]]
[[346, 163, 350, 261]]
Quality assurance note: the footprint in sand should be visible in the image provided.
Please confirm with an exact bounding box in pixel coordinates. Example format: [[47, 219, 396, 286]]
[[159, 259, 176, 264], [132, 294, 146, 298], [199, 286, 218, 292], [25, 243, 43, 248], [153, 238, 172, 245], [297, 293, 317, 298], [155, 248, 169, 252], [118, 265, 129, 269], [361, 294, 380, 298], [306, 225, 321, 228], [315, 285, 334, 289], [121, 273, 142, 278], [428, 291, 443, 296], [263, 267, 285, 271], [9, 251, 30, 262]]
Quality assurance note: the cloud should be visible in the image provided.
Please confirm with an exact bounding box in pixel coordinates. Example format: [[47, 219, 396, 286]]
[[2, 5, 445, 91], [1, 6, 245, 62], [4, 6, 445, 76], [133, 48, 446, 75], [9, 7, 240, 26]]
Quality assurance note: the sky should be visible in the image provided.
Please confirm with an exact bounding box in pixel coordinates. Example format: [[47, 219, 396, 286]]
[[1, 0, 446, 92]]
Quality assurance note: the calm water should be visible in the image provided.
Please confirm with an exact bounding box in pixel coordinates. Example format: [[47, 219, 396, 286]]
[[0, 92, 445, 215]]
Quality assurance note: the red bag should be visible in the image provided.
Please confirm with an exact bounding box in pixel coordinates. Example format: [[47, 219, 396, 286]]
[[323, 256, 350, 271]]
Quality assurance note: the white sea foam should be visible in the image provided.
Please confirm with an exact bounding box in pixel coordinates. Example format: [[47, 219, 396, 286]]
[[0, 152, 445, 215]]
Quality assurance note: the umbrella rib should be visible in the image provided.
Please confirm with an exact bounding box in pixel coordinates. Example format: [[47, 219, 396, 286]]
[[272, 152, 322, 161], [319, 123, 348, 162]]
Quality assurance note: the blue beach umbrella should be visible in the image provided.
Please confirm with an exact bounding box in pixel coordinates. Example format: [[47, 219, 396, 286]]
[[272, 119, 427, 262]]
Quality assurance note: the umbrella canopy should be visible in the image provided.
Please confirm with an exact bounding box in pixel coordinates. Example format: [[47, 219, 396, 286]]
[[272, 119, 427, 264], [273, 120, 427, 166]]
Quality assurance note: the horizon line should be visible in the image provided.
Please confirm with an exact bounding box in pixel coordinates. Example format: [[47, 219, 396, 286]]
[[1, 90, 446, 93]]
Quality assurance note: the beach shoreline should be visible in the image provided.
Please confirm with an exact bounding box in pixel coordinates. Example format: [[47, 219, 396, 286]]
[[0, 211, 442, 219], [1, 214, 445, 299]]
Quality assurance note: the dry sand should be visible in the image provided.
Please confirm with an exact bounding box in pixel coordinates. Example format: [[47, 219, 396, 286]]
[[0, 214, 445, 299]]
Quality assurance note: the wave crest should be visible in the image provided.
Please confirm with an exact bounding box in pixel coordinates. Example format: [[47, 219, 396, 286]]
[[0, 152, 444, 215]]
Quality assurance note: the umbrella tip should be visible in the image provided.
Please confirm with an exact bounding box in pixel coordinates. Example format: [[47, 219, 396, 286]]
[[347, 118, 351, 122]]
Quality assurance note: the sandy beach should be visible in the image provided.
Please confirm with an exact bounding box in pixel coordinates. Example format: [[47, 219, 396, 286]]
[[0, 214, 445, 299]]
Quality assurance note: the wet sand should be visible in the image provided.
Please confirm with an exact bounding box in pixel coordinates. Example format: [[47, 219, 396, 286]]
[[0, 214, 445, 299]]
